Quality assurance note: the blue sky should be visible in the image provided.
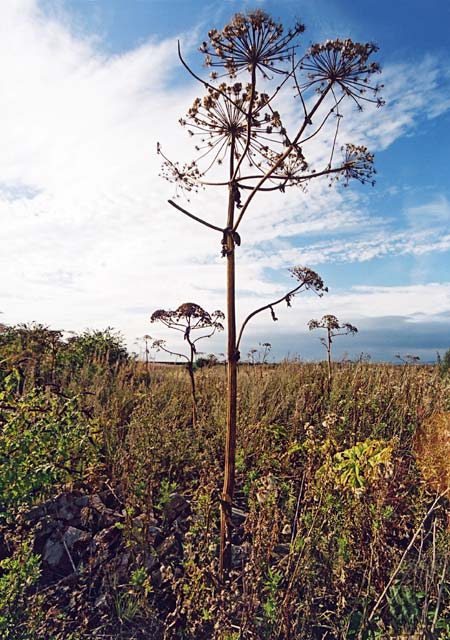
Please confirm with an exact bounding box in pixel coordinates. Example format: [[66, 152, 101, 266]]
[[1, 0, 450, 362]]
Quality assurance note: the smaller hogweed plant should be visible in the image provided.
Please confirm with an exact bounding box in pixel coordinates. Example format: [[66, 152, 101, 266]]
[[158, 9, 383, 578], [150, 303, 224, 426], [308, 314, 358, 385], [247, 342, 272, 365]]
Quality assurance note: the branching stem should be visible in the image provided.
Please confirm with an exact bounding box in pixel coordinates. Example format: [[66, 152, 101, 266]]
[[236, 281, 311, 351], [168, 199, 223, 233], [233, 86, 331, 232], [177, 42, 247, 117]]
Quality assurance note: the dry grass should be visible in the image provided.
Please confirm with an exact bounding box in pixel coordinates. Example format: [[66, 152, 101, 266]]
[[414, 411, 450, 494], [1, 346, 449, 638], [101, 361, 449, 638]]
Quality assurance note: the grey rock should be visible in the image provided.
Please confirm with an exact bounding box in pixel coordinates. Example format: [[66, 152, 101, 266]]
[[150, 567, 162, 588], [144, 550, 159, 572], [43, 538, 65, 567], [57, 505, 75, 522], [231, 506, 248, 522], [273, 543, 290, 557], [148, 525, 163, 538], [73, 495, 90, 508], [231, 544, 244, 568], [55, 493, 71, 510], [163, 493, 189, 524], [88, 494, 123, 529], [24, 500, 55, 523], [107, 550, 130, 582], [99, 488, 122, 510], [89, 494, 106, 512], [92, 525, 122, 566], [63, 526, 89, 550]]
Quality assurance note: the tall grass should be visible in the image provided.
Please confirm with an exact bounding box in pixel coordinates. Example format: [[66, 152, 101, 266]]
[[107, 361, 449, 637], [1, 345, 448, 638]]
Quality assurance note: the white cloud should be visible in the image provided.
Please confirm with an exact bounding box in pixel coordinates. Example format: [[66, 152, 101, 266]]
[[1, 1, 450, 353], [237, 281, 450, 341], [334, 56, 450, 150], [328, 282, 450, 321], [405, 195, 450, 230], [244, 225, 450, 270]]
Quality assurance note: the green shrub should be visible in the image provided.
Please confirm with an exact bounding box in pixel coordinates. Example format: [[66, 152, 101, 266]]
[[0, 371, 98, 519], [0, 539, 41, 639]]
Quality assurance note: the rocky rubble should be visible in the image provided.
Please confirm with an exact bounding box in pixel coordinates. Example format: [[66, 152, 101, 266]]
[[7, 483, 191, 639]]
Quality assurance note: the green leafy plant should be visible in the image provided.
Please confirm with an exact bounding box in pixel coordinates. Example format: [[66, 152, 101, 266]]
[[262, 566, 283, 627], [154, 478, 178, 512], [2, 324, 448, 638], [319, 438, 393, 492], [0, 322, 64, 389], [0, 539, 41, 639], [439, 347, 450, 375], [387, 584, 424, 634], [64, 327, 129, 370], [0, 371, 98, 519]]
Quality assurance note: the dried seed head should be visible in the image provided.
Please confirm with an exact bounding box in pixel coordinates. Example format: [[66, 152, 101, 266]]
[[299, 38, 384, 108], [290, 267, 327, 294], [308, 314, 358, 336], [199, 10, 305, 78]]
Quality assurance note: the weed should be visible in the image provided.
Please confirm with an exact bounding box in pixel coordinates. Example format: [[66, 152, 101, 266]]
[[155, 479, 178, 512], [0, 539, 41, 639]]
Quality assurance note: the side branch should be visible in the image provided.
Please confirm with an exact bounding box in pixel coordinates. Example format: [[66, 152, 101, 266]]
[[237, 165, 351, 192], [177, 42, 247, 117], [236, 282, 306, 351], [233, 86, 332, 233], [192, 327, 221, 345], [168, 200, 223, 233], [153, 342, 190, 363]]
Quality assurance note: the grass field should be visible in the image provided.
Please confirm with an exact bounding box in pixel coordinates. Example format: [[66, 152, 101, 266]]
[[0, 326, 449, 638]]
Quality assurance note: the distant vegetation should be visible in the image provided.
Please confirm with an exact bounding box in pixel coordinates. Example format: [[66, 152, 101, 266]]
[[0, 322, 449, 639]]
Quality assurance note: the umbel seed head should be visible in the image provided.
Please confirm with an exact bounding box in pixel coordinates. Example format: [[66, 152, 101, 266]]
[[199, 10, 305, 78]]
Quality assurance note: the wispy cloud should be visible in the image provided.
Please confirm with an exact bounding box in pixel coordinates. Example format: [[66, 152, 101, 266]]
[[405, 195, 450, 230], [336, 56, 450, 150], [245, 225, 450, 270], [1, 1, 450, 353]]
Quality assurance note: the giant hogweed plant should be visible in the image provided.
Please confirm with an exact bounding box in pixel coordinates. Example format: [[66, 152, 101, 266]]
[[308, 314, 358, 386], [158, 10, 384, 578], [150, 302, 224, 427]]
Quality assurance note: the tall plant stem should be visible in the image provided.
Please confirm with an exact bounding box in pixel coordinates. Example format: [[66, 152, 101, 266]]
[[220, 141, 237, 580], [187, 362, 197, 428], [327, 328, 332, 393]]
